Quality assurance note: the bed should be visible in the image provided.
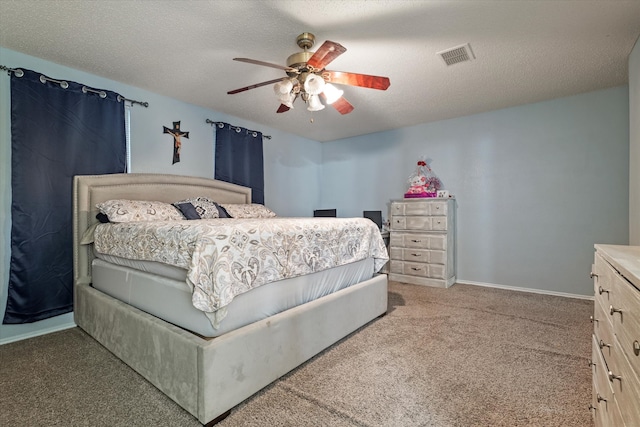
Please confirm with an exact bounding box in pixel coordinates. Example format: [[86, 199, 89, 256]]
[[72, 173, 388, 425]]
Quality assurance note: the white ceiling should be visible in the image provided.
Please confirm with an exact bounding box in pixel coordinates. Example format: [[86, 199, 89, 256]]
[[1, 0, 639, 142]]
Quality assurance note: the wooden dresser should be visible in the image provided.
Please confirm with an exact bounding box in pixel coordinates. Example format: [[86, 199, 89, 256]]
[[590, 245, 640, 426], [388, 198, 455, 287]]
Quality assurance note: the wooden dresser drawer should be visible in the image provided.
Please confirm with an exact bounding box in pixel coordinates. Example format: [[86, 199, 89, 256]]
[[389, 260, 446, 279], [593, 298, 615, 366], [609, 277, 640, 380], [390, 233, 447, 250], [389, 248, 446, 265], [594, 253, 616, 309], [608, 337, 640, 426], [591, 335, 624, 427], [390, 201, 449, 216], [390, 260, 428, 277], [391, 216, 448, 231], [404, 216, 446, 231]]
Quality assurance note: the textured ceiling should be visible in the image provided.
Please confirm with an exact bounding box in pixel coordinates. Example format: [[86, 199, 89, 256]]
[[1, 0, 639, 142]]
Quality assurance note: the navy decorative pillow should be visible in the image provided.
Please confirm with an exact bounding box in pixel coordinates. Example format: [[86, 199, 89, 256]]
[[174, 197, 220, 219], [96, 212, 111, 223], [173, 202, 201, 220], [214, 202, 231, 218]]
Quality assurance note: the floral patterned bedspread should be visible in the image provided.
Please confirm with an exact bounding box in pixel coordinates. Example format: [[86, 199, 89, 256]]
[[93, 217, 388, 328]]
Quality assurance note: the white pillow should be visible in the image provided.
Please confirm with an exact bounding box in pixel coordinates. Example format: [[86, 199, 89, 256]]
[[220, 203, 277, 219], [96, 199, 185, 223]]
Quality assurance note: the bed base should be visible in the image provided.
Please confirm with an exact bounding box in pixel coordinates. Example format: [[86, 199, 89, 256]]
[[75, 274, 387, 424], [72, 173, 388, 425]]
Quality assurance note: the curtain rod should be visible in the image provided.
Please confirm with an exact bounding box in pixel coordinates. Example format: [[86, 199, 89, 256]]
[[206, 119, 271, 139], [1, 64, 149, 107]]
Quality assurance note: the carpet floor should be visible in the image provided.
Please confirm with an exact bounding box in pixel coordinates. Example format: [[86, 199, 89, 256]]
[[1, 281, 594, 426]]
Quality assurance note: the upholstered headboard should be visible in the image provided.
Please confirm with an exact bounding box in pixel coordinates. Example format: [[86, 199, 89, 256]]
[[72, 173, 252, 288]]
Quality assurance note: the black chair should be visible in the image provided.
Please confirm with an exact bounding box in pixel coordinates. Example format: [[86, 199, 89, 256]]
[[313, 209, 337, 217], [363, 210, 383, 229]]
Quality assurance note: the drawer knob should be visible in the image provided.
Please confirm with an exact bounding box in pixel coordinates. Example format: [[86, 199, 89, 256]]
[[411, 253, 422, 257], [609, 305, 623, 316], [608, 371, 622, 382], [590, 315, 598, 324], [599, 339, 611, 349], [588, 404, 596, 412], [598, 286, 609, 295], [411, 267, 422, 271], [634, 340, 640, 356], [590, 272, 598, 279], [411, 239, 422, 243], [596, 394, 607, 403], [588, 359, 595, 368]]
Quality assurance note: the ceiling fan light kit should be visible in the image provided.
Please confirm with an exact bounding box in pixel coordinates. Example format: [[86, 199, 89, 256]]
[[228, 33, 390, 115], [322, 83, 344, 105], [307, 94, 325, 112]]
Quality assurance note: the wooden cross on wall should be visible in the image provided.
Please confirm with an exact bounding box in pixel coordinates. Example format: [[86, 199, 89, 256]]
[[163, 121, 189, 164]]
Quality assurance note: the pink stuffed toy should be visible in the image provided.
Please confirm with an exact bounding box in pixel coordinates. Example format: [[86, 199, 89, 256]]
[[404, 159, 442, 198]]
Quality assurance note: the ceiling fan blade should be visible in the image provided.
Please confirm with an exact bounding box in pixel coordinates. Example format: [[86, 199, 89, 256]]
[[327, 96, 354, 115], [306, 40, 346, 70], [323, 71, 390, 90], [276, 104, 290, 113], [233, 58, 297, 73], [227, 78, 284, 95]]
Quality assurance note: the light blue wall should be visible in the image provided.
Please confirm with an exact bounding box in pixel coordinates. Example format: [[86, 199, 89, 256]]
[[0, 47, 322, 343], [321, 87, 630, 296]]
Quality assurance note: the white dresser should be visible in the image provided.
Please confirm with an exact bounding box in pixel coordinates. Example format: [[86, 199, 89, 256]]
[[388, 198, 456, 288], [590, 245, 640, 427]]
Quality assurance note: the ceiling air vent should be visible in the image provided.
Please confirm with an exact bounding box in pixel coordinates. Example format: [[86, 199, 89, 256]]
[[437, 43, 475, 66]]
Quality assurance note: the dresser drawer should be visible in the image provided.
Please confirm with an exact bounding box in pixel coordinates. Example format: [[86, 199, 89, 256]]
[[608, 337, 640, 426], [390, 233, 447, 250], [389, 247, 428, 262], [390, 260, 428, 277], [390, 248, 446, 265], [389, 260, 446, 279], [404, 261, 429, 277], [391, 216, 448, 231], [429, 250, 446, 265], [594, 254, 616, 310], [609, 273, 640, 378], [594, 300, 616, 368], [591, 335, 623, 427], [429, 263, 446, 279], [391, 201, 449, 216]]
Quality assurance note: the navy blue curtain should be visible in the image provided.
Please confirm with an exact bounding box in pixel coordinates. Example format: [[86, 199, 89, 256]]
[[214, 123, 264, 204], [3, 69, 126, 324]]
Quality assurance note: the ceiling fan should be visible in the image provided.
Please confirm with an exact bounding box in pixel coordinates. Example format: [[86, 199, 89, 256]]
[[227, 32, 390, 115]]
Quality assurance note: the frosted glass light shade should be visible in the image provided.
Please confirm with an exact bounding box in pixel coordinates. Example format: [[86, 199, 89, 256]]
[[322, 83, 344, 105], [307, 94, 325, 111], [278, 92, 295, 108], [274, 79, 294, 95], [304, 74, 325, 95]]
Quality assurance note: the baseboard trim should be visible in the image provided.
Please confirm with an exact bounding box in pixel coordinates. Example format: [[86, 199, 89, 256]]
[[0, 322, 77, 346], [456, 280, 594, 301]]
